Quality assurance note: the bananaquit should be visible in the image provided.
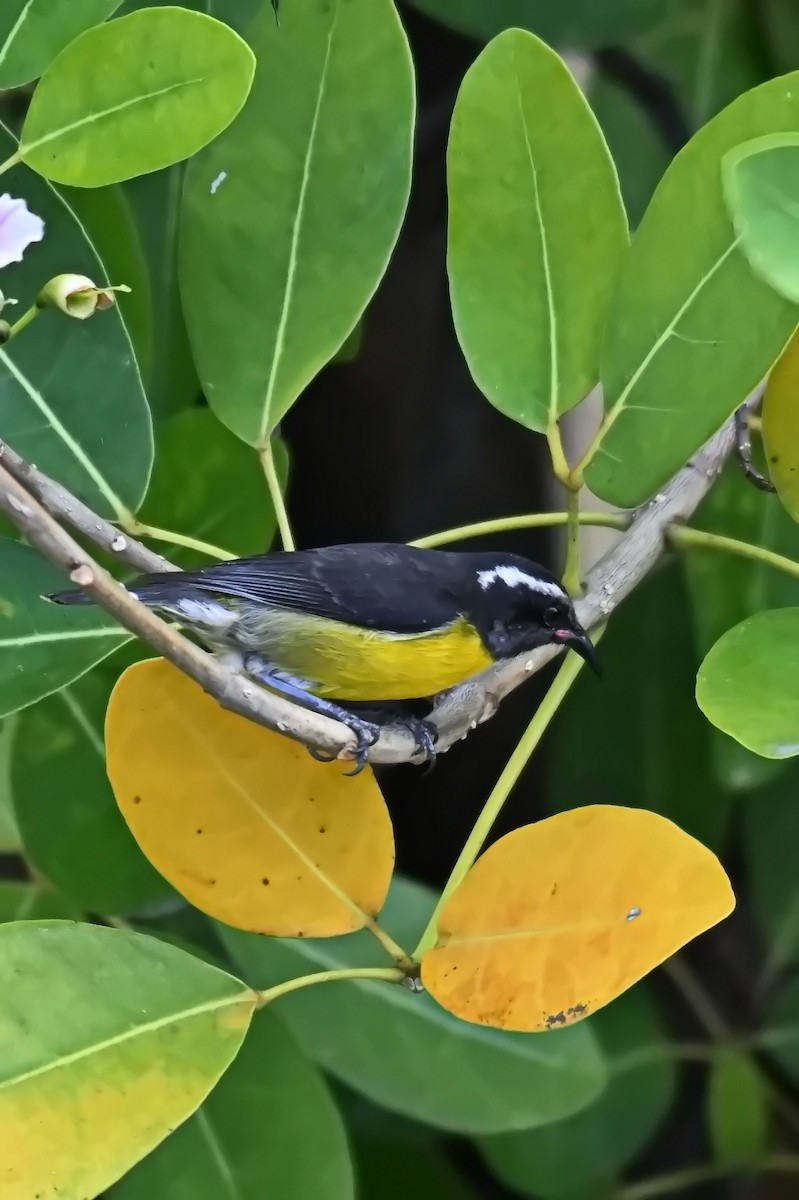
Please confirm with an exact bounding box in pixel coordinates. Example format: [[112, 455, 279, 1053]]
[[48, 542, 597, 772]]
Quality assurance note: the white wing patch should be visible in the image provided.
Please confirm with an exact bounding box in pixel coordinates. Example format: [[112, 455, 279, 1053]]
[[174, 597, 238, 629], [477, 565, 566, 598]]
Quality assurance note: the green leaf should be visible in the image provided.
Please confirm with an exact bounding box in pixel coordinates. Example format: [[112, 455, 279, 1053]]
[[219, 876, 607, 1135], [631, 0, 769, 132], [406, 0, 663, 46], [0, 922, 255, 1199], [477, 986, 676, 1198], [62, 182, 153, 379], [0, 880, 81, 921], [180, 0, 415, 446], [0, 0, 122, 90], [722, 134, 799, 304], [584, 73, 799, 508], [0, 129, 152, 516], [136, 410, 286, 568], [0, 540, 130, 718], [447, 29, 627, 433], [11, 662, 173, 915], [743, 764, 799, 977], [683, 462, 796, 790], [112, 1009, 353, 1199], [707, 1049, 768, 1167], [590, 74, 671, 230], [762, 977, 799, 1083], [0, 717, 20, 851], [355, 1139, 478, 1200], [697, 608, 799, 759], [119, 0, 263, 35], [19, 8, 256, 187], [760, 0, 799, 75], [126, 166, 199, 419], [549, 565, 733, 849]]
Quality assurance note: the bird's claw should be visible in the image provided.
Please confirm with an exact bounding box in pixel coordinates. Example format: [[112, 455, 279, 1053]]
[[401, 717, 439, 774], [307, 715, 380, 776]]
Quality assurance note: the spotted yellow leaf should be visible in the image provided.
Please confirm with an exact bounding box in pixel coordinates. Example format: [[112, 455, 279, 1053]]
[[421, 805, 734, 1032], [105, 658, 395, 936]]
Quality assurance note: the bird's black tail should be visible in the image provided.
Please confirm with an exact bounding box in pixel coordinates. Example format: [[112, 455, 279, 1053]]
[[46, 588, 96, 605]]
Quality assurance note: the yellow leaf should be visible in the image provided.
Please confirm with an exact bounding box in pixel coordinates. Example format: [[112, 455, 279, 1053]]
[[763, 327, 799, 519], [421, 805, 734, 1032], [105, 659, 394, 937]]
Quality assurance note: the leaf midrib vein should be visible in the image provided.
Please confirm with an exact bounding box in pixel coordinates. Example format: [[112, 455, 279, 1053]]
[[257, 4, 339, 445], [0, 991, 251, 1094], [513, 46, 558, 424], [21, 73, 210, 156]]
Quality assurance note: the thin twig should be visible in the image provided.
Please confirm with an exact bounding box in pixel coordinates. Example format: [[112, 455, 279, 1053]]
[[0, 438, 171, 574], [0, 405, 738, 765], [0, 461, 352, 762]]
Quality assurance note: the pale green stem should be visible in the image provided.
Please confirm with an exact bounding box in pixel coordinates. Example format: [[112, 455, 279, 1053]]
[[562, 487, 582, 597], [412, 644, 596, 960], [260, 440, 294, 551], [255, 965, 405, 1008], [618, 1157, 799, 1200], [120, 516, 235, 561], [546, 423, 572, 485], [670, 525, 799, 581], [0, 150, 21, 178], [7, 304, 40, 339], [363, 916, 414, 967], [412, 511, 626, 550]]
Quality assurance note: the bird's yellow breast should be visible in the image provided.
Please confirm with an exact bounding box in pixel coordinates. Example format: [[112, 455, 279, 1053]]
[[250, 610, 493, 701]]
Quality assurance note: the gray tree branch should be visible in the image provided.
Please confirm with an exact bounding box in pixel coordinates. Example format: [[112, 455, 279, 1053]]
[[0, 416, 736, 767]]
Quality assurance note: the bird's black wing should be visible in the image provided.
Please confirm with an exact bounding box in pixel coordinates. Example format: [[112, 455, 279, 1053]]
[[127, 543, 466, 633]]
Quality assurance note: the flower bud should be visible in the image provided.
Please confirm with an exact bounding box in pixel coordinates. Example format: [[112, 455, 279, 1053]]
[[36, 274, 131, 320]]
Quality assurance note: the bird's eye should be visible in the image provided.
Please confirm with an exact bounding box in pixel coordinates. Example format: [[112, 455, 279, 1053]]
[[543, 606, 561, 628]]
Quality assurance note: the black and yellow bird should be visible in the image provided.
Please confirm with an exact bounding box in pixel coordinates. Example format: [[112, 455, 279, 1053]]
[[48, 542, 597, 772]]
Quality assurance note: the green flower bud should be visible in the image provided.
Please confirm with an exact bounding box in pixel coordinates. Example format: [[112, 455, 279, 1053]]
[[36, 273, 131, 320]]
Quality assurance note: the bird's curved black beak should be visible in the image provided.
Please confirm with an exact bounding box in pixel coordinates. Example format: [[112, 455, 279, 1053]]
[[565, 626, 601, 677]]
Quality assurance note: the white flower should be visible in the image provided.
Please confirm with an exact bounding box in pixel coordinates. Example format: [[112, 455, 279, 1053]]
[[0, 195, 44, 268]]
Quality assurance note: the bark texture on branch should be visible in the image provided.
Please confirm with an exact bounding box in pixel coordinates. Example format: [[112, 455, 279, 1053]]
[[0, 420, 735, 766]]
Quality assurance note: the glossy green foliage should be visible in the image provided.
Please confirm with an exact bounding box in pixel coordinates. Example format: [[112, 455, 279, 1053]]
[[723, 134, 799, 303], [181, 0, 414, 446], [448, 30, 627, 433], [0, 540, 129, 719], [20, 8, 255, 186], [113, 1011, 354, 1200], [478, 986, 675, 1197], [697, 609, 799, 760], [11, 659, 172, 915], [220, 876, 607, 1134], [0, 0, 122, 90], [585, 74, 799, 507]]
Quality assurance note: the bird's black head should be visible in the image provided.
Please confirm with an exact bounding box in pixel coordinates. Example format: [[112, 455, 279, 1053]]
[[464, 554, 599, 674]]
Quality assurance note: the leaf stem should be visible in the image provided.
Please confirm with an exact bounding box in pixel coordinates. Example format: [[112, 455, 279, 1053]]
[[546, 423, 572, 486], [7, 304, 40, 339], [255, 965, 406, 1008], [363, 917, 415, 967], [412, 510, 627, 550], [617, 1156, 799, 1200], [120, 516, 235, 561], [259, 439, 294, 551], [412, 645, 595, 961], [0, 150, 20, 178], [562, 486, 582, 596], [669, 525, 799, 581]]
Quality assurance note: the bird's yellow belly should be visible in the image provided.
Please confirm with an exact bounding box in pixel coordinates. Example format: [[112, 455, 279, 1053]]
[[254, 611, 493, 701]]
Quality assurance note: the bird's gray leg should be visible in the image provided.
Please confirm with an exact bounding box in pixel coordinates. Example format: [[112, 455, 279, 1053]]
[[242, 653, 380, 776]]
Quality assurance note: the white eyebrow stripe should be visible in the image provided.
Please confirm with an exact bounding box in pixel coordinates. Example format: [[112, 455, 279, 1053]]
[[476, 565, 565, 597]]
